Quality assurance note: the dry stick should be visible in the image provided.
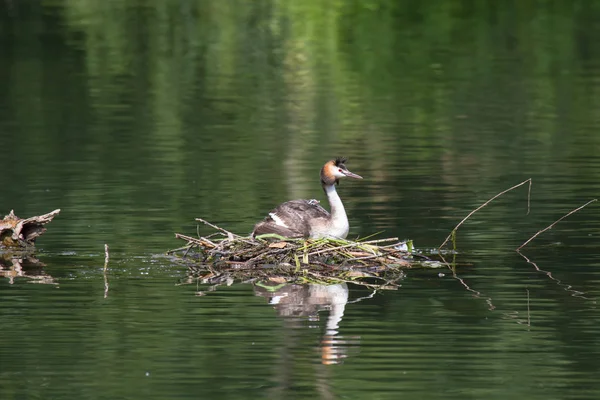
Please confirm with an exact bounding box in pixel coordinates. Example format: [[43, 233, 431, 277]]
[[175, 233, 216, 248], [199, 236, 217, 247], [195, 217, 241, 239], [195, 223, 218, 247], [308, 237, 399, 256], [439, 179, 532, 252], [344, 248, 407, 263], [517, 198, 598, 250], [103, 244, 109, 299], [175, 233, 203, 243], [167, 244, 191, 254], [182, 244, 195, 258]]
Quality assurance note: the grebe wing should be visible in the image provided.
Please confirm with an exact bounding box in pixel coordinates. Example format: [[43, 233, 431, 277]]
[[252, 199, 329, 238], [252, 221, 305, 238]]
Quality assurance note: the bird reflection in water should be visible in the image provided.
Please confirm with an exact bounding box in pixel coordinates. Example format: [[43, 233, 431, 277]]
[[254, 282, 360, 365]]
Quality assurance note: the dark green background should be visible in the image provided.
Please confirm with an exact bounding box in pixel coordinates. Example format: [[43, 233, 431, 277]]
[[1, 1, 600, 399]]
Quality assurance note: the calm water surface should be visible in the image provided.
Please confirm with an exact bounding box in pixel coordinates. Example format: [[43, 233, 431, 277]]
[[2, 2, 600, 399]]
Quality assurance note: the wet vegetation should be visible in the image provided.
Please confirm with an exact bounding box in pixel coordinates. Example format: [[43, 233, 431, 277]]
[[168, 218, 426, 290]]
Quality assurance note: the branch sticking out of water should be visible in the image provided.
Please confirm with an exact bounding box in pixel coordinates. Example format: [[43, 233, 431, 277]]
[[438, 179, 532, 252], [517, 198, 597, 250], [104, 243, 110, 266], [103, 244, 109, 299]]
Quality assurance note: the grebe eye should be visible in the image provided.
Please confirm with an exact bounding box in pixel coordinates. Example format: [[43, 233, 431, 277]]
[[338, 168, 343, 172]]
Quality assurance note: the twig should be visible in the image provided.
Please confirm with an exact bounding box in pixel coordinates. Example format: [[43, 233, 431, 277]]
[[195, 217, 240, 239], [308, 237, 399, 256], [103, 244, 109, 299], [194, 223, 218, 246], [517, 199, 597, 250], [175, 233, 216, 248], [439, 179, 532, 251], [354, 231, 384, 241], [182, 245, 194, 258], [199, 237, 216, 247], [343, 248, 408, 263], [166, 244, 194, 255], [355, 237, 399, 245]]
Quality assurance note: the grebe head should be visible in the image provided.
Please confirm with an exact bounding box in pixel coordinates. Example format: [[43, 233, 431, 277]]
[[320, 157, 363, 186]]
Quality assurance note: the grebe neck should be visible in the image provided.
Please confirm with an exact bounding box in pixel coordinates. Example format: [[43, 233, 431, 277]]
[[323, 184, 348, 234]]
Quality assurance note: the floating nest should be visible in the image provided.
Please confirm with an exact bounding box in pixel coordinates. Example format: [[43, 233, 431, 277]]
[[169, 218, 435, 290]]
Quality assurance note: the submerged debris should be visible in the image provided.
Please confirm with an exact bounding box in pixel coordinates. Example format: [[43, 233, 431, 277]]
[[169, 218, 427, 290], [0, 209, 61, 250]]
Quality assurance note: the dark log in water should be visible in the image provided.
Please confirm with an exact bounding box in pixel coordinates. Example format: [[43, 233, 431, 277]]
[[0, 209, 60, 249]]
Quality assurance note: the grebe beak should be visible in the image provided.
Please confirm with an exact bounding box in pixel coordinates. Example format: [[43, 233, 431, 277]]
[[343, 170, 363, 179]]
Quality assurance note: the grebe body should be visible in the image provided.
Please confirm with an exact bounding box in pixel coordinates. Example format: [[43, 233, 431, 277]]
[[252, 158, 362, 239]]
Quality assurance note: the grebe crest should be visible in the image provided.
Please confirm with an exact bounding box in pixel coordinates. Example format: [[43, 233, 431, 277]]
[[320, 157, 353, 186]]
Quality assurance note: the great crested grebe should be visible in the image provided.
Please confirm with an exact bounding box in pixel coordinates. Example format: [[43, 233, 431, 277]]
[[252, 157, 363, 239]]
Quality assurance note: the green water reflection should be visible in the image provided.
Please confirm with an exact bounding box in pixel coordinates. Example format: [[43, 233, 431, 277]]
[[2, 1, 600, 399]]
